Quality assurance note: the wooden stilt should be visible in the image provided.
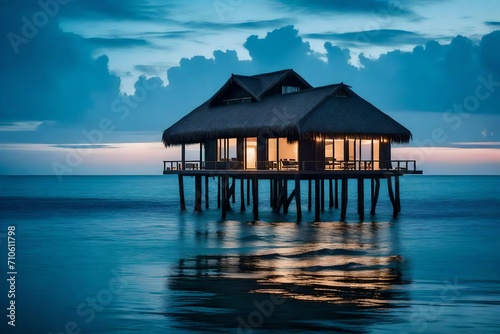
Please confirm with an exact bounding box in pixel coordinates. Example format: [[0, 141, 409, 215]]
[[283, 179, 289, 214], [240, 178, 245, 212], [371, 178, 375, 204], [370, 178, 380, 215], [329, 179, 333, 209], [194, 175, 202, 212], [308, 179, 312, 211], [270, 179, 273, 208], [335, 179, 339, 209], [387, 176, 397, 218], [340, 178, 348, 221], [205, 176, 209, 209], [217, 176, 221, 209], [231, 178, 236, 204], [252, 177, 259, 221], [221, 176, 227, 220], [395, 175, 401, 213], [321, 179, 325, 212], [247, 178, 250, 205], [315, 177, 320, 221], [178, 174, 186, 211], [273, 178, 279, 210], [357, 178, 364, 221], [295, 175, 302, 222], [226, 178, 233, 211]]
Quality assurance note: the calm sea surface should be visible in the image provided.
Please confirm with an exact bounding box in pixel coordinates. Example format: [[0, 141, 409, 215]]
[[0, 175, 499, 333]]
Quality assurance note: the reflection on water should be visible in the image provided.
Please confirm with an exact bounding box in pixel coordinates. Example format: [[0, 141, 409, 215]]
[[167, 222, 411, 333]]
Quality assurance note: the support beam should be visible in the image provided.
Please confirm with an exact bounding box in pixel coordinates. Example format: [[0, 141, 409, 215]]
[[217, 177, 221, 209], [270, 179, 273, 208], [329, 179, 333, 209], [285, 189, 295, 214], [194, 175, 202, 212], [205, 176, 209, 209], [295, 175, 302, 222], [308, 179, 312, 211], [181, 144, 186, 170], [357, 178, 364, 221], [231, 178, 236, 204], [321, 179, 325, 212], [386, 176, 397, 218], [240, 178, 245, 212], [370, 178, 380, 215], [395, 175, 401, 213], [221, 176, 227, 220], [335, 179, 339, 209], [227, 178, 234, 211], [252, 177, 259, 221], [273, 178, 279, 210], [315, 177, 320, 221], [247, 178, 251, 205], [283, 179, 289, 214], [340, 178, 348, 221], [178, 174, 186, 211]]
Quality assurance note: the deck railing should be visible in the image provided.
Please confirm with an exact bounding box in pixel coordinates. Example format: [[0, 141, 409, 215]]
[[163, 159, 418, 172]]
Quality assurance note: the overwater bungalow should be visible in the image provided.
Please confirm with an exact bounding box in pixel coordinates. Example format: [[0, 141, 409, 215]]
[[162, 69, 422, 221]]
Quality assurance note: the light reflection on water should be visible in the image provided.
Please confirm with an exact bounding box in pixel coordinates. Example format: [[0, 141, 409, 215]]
[[166, 221, 410, 333]]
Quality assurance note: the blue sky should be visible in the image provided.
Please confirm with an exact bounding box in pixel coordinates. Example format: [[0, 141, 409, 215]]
[[1, 0, 500, 175]]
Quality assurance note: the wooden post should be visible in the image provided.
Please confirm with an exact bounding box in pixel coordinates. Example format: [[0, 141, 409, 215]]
[[321, 179, 325, 212], [181, 144, 186, 170], [283, 179, 289, 214], [340, 178, 348, 221], [217, 176, 221, 209], [295, 175, 302, 222], [199, 143, 203, 167], [240, 178, 245, 212], [315, 177, 320, 221], [329, 179, 333, 209], [357, 178, 364, 221], [387, 176, 397, 218], [231, 178, 236, 204], [395, 175, 401, 213], [308, 179, 312, 211], [269, 179, 273, 208], [221, 176, 228, 220], [194, 175, 202, 212], [252, 177, 259, 221], [273, 178, 279, 210], [334, 179, 339, 209], [205, 176, 209, 209], [370, 178, 380, 215], [178, 174, 186, 211]]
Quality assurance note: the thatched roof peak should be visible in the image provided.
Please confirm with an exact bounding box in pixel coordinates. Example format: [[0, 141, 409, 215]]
[[162, 70, 412, 146]]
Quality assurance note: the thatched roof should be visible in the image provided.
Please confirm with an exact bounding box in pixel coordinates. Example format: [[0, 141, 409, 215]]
[[163, 69, 412, 146]]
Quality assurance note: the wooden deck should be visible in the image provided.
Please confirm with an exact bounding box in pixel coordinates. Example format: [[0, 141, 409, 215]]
[[163, 159, 422, 223]]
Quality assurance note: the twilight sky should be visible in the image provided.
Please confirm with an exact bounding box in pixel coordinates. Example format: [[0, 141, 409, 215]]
[[1, 0, 500, 176]]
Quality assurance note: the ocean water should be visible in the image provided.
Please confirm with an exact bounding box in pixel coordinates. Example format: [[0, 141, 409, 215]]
[[0, 175, 499, 334]]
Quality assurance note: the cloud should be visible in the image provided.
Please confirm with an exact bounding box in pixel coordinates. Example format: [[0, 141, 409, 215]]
[[145, 30, 194, 40], [181, 18, 294, 31], [485, 21, 500, 26], [304, 29, 431, 47], [52, 144, 117, 149], [0, 2, 121, 123], [61, 0, 176, 22], [86, 37, 151, 48], [272, 0, 414, 16], [134, 64, 164, 76]]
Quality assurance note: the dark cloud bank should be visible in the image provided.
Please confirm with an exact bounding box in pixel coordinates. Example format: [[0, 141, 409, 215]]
[[1, 2, 500, 146]]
